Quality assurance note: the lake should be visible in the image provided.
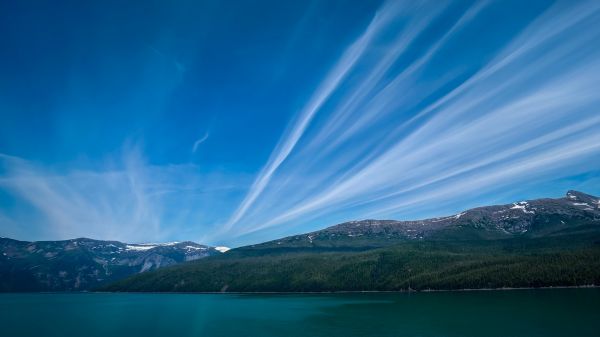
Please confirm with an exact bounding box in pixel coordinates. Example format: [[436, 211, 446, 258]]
[[1, 289, 598, 337]]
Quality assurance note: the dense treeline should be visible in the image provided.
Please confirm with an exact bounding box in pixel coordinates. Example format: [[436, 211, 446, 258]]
[[102, 234, 600, 292]]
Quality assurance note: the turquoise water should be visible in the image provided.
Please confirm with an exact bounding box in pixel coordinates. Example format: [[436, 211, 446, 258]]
[[1, 289, 598, 337]]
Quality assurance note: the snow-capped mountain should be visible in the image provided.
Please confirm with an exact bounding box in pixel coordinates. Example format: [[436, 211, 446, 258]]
[[2, 190, 598, 292], [103, 190, 600, 293], [0, 238, 224, 291], [251, 190, 600, 249]]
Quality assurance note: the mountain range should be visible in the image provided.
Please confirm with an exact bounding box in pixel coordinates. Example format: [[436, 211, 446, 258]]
[[0, 238, 226, 291], [103, 190, 600, 292], [2, 190, 599, 292], [250, 190, 600, 250]]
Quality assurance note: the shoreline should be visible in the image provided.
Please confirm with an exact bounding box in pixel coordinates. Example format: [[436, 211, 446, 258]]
[[101, 284, 600, 295], [5, 284, 597, 295]]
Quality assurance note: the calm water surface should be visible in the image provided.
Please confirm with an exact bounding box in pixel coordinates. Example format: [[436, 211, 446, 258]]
[[1, 289, 598, 337]]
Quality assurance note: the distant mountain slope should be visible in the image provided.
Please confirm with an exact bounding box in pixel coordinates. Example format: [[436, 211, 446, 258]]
[[104, 191, 600, 293], [0, 238, 224, 291], [242, 190, 600, 252]]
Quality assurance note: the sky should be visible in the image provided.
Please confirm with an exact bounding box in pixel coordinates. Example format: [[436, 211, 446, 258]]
[[0, 0, 599, 247]]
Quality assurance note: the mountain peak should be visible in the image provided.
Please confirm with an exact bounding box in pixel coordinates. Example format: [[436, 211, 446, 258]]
[[0, 237, 222, 291], [565, 190, 599, 204]]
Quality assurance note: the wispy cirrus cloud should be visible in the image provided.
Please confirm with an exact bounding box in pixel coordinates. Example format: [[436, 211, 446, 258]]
[[220, 0, 600, 240], [192, 132, 210, 153], [2, 0, 599, 247], [0, 150, 162, 241], [0, 147, 244, 243], [222, 1, 451, 232]]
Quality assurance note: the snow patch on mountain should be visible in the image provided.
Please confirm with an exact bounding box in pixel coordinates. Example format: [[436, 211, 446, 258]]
[[510, 202, 535, 214], [125, 245, 156, 251], [185, 245, 206, 250]]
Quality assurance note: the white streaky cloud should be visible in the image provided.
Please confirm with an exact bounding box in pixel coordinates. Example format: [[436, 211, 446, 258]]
[[253, 62, 600, 232], [224, 0, 600, 238], [3, 1, 600, 247], [401, 0, 600, 129], [0, 146, 246, 243], [192, 133, 209, 153], [357, 113, 600, 210], [221, 1, 406, 232], [304, 1, 455, 152], [309, 0, 489, 155], [362, 133, 600, 218], [0, 148, 162, 241], [245, 128, 600, 236]]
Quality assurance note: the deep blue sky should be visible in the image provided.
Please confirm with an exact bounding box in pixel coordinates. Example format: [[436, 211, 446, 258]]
[[1, 0, 599, 246]]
